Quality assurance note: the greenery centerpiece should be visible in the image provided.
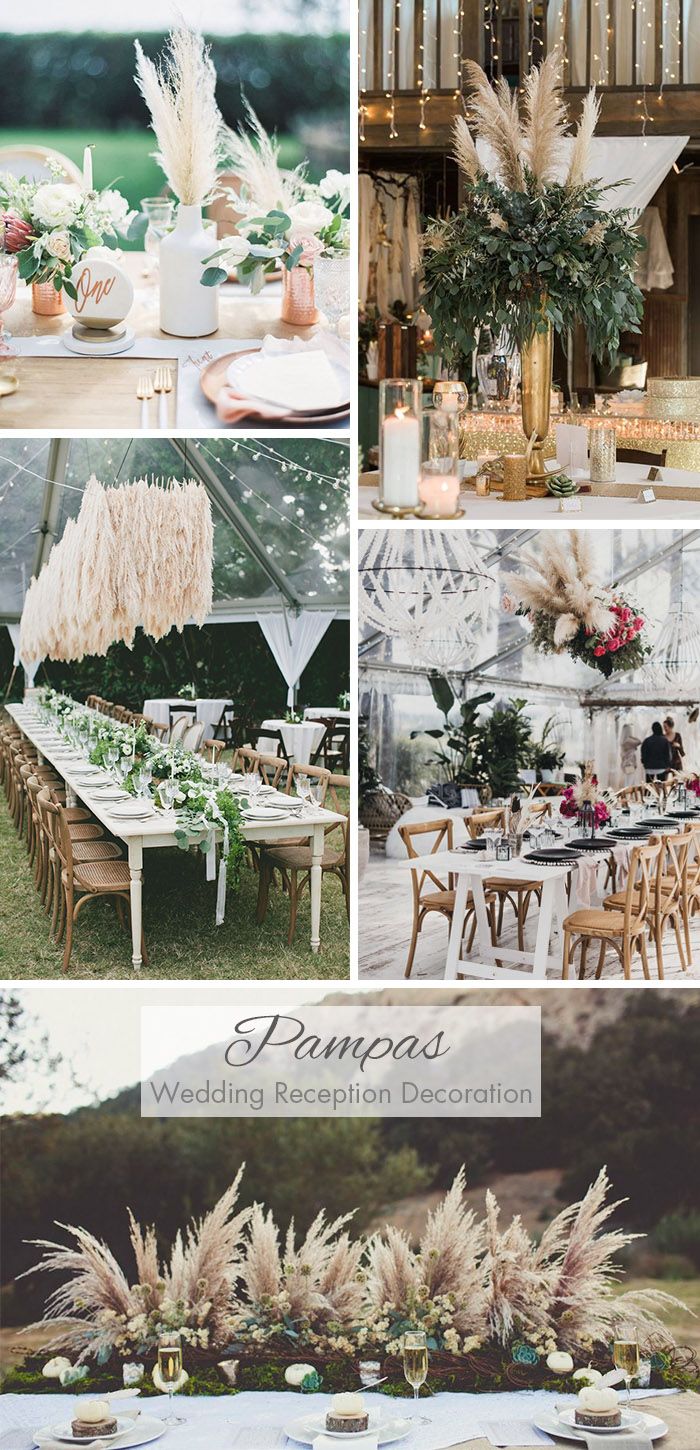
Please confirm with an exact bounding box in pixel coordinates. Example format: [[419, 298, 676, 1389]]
[[420, 50, 644, 478]]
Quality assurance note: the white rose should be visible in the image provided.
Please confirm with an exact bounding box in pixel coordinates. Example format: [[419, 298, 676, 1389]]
[[287, 200, 334, 242], [284, 1363, 316, 1387], [32, 182, 82, 229], [96, 188, 130, 230], [319, 170, 351, 208], [42, 1356, 72, 1379], [45, 230, 72, 262]]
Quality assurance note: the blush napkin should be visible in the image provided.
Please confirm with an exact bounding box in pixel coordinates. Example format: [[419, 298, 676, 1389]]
[[216, 333, 347, 422]]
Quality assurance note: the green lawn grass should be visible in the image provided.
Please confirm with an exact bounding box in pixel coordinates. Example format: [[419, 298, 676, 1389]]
[[0, 129, 306, 243], [0, 786, 349, 981]]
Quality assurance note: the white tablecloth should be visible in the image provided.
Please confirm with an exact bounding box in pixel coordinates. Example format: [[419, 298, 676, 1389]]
[[257, 718, 325, 765], [0, 1388, 675, 1450], [143, 698, 232, 735], [303, 707, 351, 722]]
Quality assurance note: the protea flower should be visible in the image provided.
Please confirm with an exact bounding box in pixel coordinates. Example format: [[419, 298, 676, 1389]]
[[3, 210, 34, 253]]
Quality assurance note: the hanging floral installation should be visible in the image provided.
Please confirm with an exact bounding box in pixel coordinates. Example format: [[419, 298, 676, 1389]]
[[17, 1166, 695, 1394], [504, 534, 649, 678], [18, 477, 214, 665]]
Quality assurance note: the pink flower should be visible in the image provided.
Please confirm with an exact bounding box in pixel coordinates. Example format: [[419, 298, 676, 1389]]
[[293, 235, 325, 265], [620, 607, 632, 622], [634, 616, 644, 629], [608, 639, 620, 651], [502, 592, 515, 614], [3, 210, 33, 253], [593, 645, 606, 657]]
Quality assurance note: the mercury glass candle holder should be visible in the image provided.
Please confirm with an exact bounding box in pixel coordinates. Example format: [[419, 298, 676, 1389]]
[[377, 378, 422, 515], [589, 426, 616, 483]]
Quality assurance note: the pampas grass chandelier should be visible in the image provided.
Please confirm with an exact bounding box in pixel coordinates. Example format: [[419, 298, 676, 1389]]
[[19, 476, 213, 665]]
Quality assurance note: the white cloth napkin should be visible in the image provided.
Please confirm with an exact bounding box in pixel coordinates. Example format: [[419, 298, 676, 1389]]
[[218, 332, 348, 420], [584, 1437, 651, 1450], [482, 1423, 554, 1447]]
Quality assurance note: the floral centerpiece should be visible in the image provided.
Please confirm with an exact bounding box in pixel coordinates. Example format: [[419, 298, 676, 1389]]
[[201, 106, 349, 324], [505, 533, 649, 678], [420, 50, 644, 476], [0, 167, 135, 313], [687, 776, 700, 799], [560, 774, 611, 832], [18, 1163, 695, 1395]]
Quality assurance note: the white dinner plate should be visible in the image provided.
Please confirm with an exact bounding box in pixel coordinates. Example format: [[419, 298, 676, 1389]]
[[556, 1408, 645, 1435], [109, 808, 155, 821], [225, 349, 350, 417], [286, 1411, 412, 1446], [36, 1414, 166, 1448], [243, 807, 291, 821], [534, 1410, 668, 1443]]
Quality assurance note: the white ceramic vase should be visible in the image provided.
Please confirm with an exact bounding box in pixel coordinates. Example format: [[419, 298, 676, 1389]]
[[159, 203, 218, 338]]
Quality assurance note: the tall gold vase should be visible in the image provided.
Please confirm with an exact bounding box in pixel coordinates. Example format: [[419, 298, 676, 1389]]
[[521, 322, 553, 480]]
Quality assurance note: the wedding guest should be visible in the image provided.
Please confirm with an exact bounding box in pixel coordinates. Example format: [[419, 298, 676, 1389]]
[[640, 721, 673, 781], [663, 715, 685, 772]]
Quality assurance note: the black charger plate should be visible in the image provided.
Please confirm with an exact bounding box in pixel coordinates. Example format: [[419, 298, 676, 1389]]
[[568, 836, 618, 850]]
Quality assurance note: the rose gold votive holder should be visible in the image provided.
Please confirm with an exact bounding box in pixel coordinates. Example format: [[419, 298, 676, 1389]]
[[502, 453, 528, 502], [31, 281, 65, 317]]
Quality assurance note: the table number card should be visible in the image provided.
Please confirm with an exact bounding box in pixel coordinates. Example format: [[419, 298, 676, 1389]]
[[637, 487, 657, 504]]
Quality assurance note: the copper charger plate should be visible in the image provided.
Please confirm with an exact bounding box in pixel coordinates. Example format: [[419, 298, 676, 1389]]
[[200, 349, 350, 426]]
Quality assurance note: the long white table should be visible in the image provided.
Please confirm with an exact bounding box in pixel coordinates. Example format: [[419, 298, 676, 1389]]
[[9, 705, 344, 969], [0, 1387, 683, 1450]]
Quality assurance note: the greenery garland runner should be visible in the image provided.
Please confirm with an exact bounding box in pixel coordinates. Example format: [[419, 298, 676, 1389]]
[[37, 690, 247, 890]]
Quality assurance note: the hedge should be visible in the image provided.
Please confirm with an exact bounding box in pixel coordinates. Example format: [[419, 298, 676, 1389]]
[[0, 32, 349, 134]]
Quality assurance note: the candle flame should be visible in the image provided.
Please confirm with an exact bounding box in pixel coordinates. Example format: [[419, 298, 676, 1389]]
[[394, 406, 410, 420]]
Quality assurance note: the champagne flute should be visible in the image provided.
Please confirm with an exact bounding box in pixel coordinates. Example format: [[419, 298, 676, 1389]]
[[613, 1338, 639, 1410], [157, 1333, 184, 1424], [403, 1330, 430, 1424]]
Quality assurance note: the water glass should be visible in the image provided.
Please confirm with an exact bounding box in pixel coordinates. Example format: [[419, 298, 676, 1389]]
[[314, 252, 350, 331], [0, 254, 17, 355], [141, 197, 176, 275]]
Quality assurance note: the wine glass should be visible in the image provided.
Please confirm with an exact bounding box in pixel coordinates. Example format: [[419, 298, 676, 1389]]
[[402, 1330, 430, 1424], [105, 745, 119, 776], [157, 1333, 185, 1425], [294, 773, 313, 812], [158, 777, 178, 811], [247, 770, 263, 807], [613, 1338, 639, 1410]]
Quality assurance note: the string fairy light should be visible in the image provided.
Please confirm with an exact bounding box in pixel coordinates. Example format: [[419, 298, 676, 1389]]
[[359, 23, 368, 141], [452, 0, 464, 103]]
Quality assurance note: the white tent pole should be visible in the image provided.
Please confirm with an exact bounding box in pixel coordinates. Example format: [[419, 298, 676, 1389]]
[[33, 438, 70, 577]]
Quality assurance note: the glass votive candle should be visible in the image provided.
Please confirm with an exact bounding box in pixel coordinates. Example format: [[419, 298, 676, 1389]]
[[419, 405, 461, 516], [589, 426, 616, 483], [502, 454, 528, 501], [378, 378, 422, 512]]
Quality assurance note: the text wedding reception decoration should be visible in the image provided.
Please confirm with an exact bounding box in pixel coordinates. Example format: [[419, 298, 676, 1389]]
[[12, 1167, 697, 1397], [420, 50, 643, 481]]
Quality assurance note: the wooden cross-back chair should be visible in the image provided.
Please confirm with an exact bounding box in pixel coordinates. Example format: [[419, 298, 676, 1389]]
[[563, 838, 663, 980]]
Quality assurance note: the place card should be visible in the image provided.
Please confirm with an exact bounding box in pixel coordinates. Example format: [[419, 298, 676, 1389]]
[[637, 487, 657, 504], [557, 497, 582, 513]]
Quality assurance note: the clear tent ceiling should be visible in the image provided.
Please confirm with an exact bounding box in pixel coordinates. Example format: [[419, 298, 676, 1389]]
[[359, 527, 700, 699], [0, 437, 350, 624]]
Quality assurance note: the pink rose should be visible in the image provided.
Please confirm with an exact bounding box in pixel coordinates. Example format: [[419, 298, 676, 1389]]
[[634, 616, 644, 629], [593, 645, 606, 657], [294, 235, 325, 265], [608, 639, 620, 651]]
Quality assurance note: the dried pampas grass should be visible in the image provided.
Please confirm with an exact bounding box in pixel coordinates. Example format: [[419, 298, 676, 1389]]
[[134, 28, 223, 206], [452, 116, 483, 184], [18, 478, 214, 665], [508, 532, 614, 646], [223, 100, 307, 214], [567, 88, 601, 190], [464, 61, 525, 192], [521, 47, 568, 188]]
